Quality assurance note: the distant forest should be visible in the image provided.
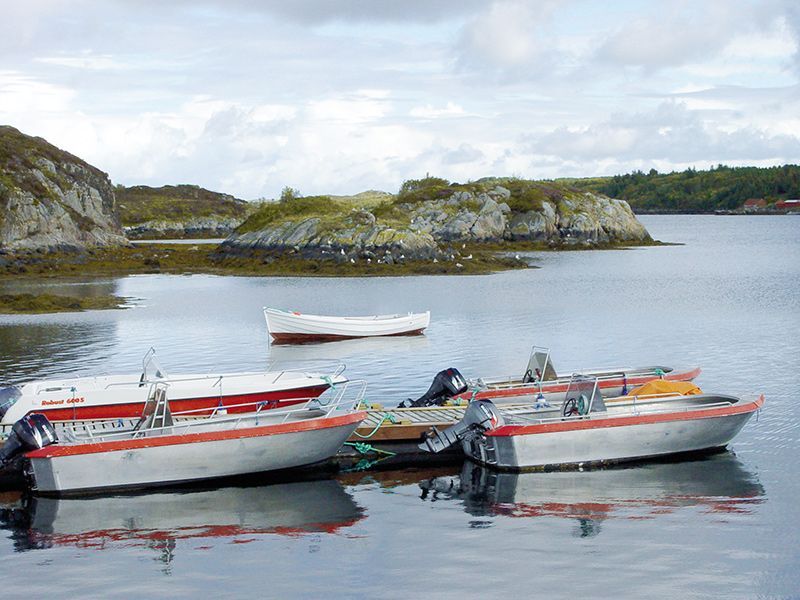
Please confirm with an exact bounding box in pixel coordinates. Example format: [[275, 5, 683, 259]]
[[567, 164, 800, 213]]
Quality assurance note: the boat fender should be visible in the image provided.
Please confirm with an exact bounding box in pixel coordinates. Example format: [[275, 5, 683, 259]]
[[0, 414, 57, 467]]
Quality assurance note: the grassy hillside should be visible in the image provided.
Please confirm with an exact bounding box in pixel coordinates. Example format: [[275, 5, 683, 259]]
[[0, 125, 109, 204], [116, 184, 251, 226], [564, 164, 800, 213], [237, 176, 588, 233]]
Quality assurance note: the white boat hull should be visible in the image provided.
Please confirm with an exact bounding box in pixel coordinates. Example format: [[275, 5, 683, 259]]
[[462, 395, 763, 470], [2, 370, 346, 425], [265, 308, 430, 342], [27, 413, 364, 494]]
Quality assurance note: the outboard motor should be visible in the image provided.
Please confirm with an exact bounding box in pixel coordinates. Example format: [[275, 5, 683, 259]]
[[419, 399, 503, 453], [398, 368, 468, 408], [0, 414, 57, 468]]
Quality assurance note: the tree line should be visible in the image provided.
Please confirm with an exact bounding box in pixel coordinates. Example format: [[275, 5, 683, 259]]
[[571, 164, 800, 212]]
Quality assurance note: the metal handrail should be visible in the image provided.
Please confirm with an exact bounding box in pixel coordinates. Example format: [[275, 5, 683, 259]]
[[99, 365, 347, 390], [65, 380, 367, 444], [504, 396, 738, 426], [265, 359, 347, 381], [472, 366, 674, 390]]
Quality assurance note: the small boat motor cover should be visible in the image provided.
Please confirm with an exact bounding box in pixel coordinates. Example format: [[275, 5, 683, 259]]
[[0, 385, 22, 420], [399, 368, 468, 408], [629, 380, 702, 397], [0, 413, 57, 467], [419, 399, 504, 453]]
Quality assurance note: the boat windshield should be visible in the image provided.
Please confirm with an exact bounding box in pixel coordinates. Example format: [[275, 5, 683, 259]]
[[0, 386, 22, 420], [141, 348, 169, 383]]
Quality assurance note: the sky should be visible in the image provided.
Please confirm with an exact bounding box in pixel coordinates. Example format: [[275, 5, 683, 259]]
[[1, 0, 798, 199]]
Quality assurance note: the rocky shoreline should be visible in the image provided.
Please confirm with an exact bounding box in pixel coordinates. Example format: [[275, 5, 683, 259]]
[[219, 182, 651, 265]]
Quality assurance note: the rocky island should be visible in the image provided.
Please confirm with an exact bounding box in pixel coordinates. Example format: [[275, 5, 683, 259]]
[[0, 126, 656, 287], [219, 177, 651, 266]]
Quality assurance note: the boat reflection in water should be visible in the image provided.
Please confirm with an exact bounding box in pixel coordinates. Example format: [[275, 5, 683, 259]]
[[419, 453, 764, 538], [0, 478, 364, 566]]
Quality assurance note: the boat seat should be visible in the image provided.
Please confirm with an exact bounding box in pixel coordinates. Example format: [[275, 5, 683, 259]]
[[133, 386, 174, 436]]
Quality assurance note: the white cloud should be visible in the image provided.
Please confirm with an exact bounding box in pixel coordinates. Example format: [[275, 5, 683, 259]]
[[0, 0, 798, 198], [455, 0, 569, 78], [531, 101, 800, 163], [409, 102, 465, 119], [0, 71, 76, 114]]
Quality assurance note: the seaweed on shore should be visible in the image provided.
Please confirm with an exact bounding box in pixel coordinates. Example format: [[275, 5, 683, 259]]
[[0, 292, 128, 314]]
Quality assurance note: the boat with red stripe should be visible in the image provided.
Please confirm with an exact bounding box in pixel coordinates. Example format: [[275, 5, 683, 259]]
[[455, 346, 700, 404], [2, 380, 367, 495], [421, 375, 763, 470], [0, 348, 347, 427]]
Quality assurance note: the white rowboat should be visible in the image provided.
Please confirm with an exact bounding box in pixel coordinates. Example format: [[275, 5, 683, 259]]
[[264, 308, 430, 342]]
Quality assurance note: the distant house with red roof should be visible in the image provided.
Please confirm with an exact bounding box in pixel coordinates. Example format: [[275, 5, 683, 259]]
[[775, 199, 800, 212], [742, 198, 766, 212]]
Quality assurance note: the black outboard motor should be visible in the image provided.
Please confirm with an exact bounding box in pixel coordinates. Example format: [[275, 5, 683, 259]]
[[0, 414, 57, 468], [399, 368, 468, 408]]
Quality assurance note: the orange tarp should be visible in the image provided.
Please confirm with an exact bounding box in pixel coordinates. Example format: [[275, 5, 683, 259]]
[[629, 379, 703, 396]]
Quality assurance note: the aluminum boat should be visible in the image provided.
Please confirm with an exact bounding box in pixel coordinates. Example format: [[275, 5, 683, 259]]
[[456, 346, 701, 404], [3, 380, 366, 495], [422, 376, 763, 471]]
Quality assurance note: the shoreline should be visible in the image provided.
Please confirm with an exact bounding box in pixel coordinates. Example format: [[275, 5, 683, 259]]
[[0, 292, 129, 314], [0, 239, 670, 281]]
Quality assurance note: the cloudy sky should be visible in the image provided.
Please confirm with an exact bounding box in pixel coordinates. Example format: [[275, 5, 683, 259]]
[[1, 0, 798, 199]]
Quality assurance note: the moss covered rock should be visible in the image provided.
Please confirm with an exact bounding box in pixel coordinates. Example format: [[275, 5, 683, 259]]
[[220, 177, 652, 262], [0, 126, 126, 252]]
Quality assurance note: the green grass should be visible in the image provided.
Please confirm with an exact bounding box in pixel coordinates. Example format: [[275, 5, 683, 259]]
[[237, 195, 343, 232], [0, 243, 528, 279], [0, 125, 95, 199], [0, 292, 128, 314], [116, 184, 251, 226]]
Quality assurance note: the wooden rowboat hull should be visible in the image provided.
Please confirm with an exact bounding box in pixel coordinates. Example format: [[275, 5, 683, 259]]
[[265, 308, 430, 342]]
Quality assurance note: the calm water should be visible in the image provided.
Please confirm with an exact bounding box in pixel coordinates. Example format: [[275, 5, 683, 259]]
[[0, 215, 797, 598]]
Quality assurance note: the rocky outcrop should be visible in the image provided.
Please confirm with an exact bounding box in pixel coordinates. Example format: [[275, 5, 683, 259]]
[[225, 210, 439, 263], [0, 126, 126, 252], [220, 182, 652, 263], [506, 194, 650, 245], [124, 216, 245, 239], [117, 184, 251, 239]]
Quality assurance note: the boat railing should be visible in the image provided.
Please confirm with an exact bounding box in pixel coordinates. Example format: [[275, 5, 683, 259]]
[[98, 361, 347, 391], [63, 380, 367, 444], [504, 395, 738, 426], [470, 366, 672, 391], [265, 360, 347, 383]]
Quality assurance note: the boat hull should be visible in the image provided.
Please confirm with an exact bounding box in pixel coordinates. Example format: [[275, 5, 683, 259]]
[[462, 396, 762, 471], [27, 412, 365, 495], [265, 309, 430, 341], [460, 366, 702, 404], [3, 370, 346, 425]]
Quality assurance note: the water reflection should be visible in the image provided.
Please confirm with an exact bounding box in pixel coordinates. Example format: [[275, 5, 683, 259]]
[[0, 478, 364, 565], [418, 453, 764, 537], [0, 322, 119, 384], [267, 334, 430, 362]]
